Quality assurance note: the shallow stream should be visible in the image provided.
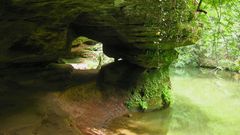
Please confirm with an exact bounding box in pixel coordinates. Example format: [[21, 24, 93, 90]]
[[106, 68, 240, 135], [0, 68, 239, 135]]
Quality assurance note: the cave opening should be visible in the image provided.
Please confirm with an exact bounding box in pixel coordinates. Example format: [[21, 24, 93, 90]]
[[62, 36, 114, 70]]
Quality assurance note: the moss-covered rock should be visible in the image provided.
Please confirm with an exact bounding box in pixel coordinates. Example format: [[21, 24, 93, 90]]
[[0, 0, 108, 64], [0, 0, 199, 67], [0, 0, 200, 112], [98, 61, 172, 111], [108, 48, 179, 68], [125, 67, 172, 111], [111, 0, 200, 49]]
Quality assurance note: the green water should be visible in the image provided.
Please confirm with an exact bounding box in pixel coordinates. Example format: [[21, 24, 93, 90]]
[[106, 68, 240, 135], [0, 68, 239, 135]]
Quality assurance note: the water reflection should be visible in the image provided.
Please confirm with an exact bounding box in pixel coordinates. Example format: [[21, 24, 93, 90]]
[[0, 67, 239, 135], [106, 108, 172, 135], [107, 68, 240, 135]]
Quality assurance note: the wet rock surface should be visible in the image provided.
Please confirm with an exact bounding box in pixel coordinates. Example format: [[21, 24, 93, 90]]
[[0, 67, 129, 135]]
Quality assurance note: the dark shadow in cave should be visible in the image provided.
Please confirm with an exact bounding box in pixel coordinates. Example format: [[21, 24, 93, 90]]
[[0, 66, 99, 121], [66, 12, 128, 58]]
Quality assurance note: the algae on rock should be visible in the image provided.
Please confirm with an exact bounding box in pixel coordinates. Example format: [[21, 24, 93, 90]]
[[125, 67, 173, 111], [98, 61, 173, 111]]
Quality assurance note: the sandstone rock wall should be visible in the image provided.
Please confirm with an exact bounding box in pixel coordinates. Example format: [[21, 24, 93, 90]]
[[0, 0, 199, 67]]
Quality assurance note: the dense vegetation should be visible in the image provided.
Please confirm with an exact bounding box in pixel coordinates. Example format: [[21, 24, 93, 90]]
[[173, 0, 240, 72]]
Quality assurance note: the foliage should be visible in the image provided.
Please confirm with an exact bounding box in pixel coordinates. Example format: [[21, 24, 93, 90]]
[[173, 0, 240, 72]]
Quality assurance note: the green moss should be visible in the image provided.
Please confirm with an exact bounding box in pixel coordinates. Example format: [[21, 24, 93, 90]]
[[125, 67, 172, 111], [98, 61, 173, 111], [139, 100, 148, 110], [1, 0, 200, 65], [121, 0, 200, 46], [161, 84, 172, 108], [115, 48, 178, 68], [114, 0, 125, 7], [72, 36, 93, 47]]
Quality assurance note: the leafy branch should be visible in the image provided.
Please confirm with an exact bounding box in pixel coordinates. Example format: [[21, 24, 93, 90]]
[[196, 0, 207, 14]]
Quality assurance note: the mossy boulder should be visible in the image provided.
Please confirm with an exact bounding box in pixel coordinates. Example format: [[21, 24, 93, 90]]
[[98, 61, 172, 111]]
